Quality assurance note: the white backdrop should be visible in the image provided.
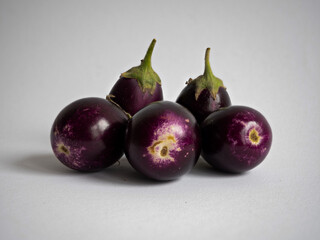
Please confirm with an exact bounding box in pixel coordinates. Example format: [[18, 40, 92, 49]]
[[1, 0, 320, 239]]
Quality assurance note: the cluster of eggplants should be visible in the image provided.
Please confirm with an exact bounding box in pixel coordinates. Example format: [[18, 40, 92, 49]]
[[176, 48, 272, 173], [51, 39, 272, 181], [51, 39, 164, 174]]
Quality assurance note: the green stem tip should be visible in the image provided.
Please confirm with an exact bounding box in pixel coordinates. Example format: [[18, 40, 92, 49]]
[[120, 39, 161, 94], [193, 48, 225, 100], [141, 39, 156, 68], [204, 48, 214, 78]]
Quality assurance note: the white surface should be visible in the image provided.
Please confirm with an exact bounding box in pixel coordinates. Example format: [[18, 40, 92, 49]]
[[1, 0, 320, 239]]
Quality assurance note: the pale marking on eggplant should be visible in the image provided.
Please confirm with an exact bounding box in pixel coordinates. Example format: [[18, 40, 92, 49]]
[[249, 128, 261, 145], [54, 126, 59, 136], [56, 143, 70, 156], [160, 146, 168, 156], [240, 120, 246, 127], [230, 119, 263, 147], [185, 119, 190, 123], [168, 124, 184, 136], [73, 161, 81, 167], [72, 146, 87, 163], [240, 121, 263, 146], [148, 120, 188, 163], [230, 119, 247, 145], [147, 133, 177, 163], [63, 124, 72, 132]]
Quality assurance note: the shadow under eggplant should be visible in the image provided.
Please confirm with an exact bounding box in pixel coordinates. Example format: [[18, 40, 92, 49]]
[[189, 157, 248, 178], [13, 153, 174, 186]]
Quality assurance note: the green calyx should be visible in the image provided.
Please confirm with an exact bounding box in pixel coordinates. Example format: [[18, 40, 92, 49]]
[[191, 48, 226, 100], [120, 39, 161, 94]]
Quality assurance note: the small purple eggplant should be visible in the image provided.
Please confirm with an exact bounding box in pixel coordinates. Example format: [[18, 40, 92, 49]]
[[50, 97, 128, 172], [109, 39, 163, 116], [201, 106, 272, 173], [176, 48, 231, 123], [125, 101, 201, 181]]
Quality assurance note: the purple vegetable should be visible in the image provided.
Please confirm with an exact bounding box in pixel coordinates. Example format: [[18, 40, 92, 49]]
[[125, 101, 201, 181], [109, 39, 163, 116], [176, 48, 231, 123], [201, 106, 272, 173], [50, 97, 128, 172]]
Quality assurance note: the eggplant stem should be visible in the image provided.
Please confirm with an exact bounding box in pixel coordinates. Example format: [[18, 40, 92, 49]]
[[204, 48, 215, 80], [106, 95, 132, 119], [141, 39, 156, 69]]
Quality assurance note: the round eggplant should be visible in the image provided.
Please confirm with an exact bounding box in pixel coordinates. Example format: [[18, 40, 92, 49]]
[[201, 106, 272, 173], [176, 48, 231, 123], [50, 97, 128, 172], [125, 101, 201, 181], [109, 39, 163, 116]]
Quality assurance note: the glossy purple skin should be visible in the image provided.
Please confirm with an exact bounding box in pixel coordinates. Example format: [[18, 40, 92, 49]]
[[109, 77, 163, 116], [201, 106, 272, 173], [50, 97, 128, 172], [176, 83, 231, 123], [125, 101, 201, 181]]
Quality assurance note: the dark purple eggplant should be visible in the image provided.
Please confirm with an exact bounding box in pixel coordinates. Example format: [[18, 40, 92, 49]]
[[201, 106, 272, 173], [109, 39, 163, 116], [125, 101, 201, 181], [50, 97, 128, 172], [176, 48, 231, 123]]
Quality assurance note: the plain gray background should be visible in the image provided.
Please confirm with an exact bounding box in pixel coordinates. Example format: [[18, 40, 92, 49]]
[[1, 0, 320, 239]]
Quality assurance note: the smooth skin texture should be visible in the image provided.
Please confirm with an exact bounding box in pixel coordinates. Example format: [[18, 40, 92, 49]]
[[110, 77, 163, 116]]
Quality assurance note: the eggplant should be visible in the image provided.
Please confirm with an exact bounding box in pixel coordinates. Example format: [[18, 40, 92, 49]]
[[201, 106, 272, 173], [125, 101, 201, 181], [50, 97, 128, 172], [109, 39, 163, 116], [176, 48, 231, 123]]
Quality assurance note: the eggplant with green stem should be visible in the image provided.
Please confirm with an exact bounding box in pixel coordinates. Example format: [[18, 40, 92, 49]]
[[176, 48, 231, 123], [109, 39, 163, 116]]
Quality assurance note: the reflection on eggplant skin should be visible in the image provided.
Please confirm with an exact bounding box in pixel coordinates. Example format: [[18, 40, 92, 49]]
[[91, 118, 110, 139]]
